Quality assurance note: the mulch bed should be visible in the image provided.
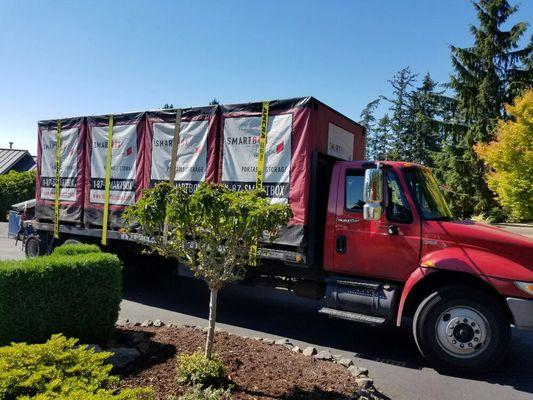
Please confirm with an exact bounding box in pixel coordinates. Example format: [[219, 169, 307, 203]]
[[114, 325, 363, 399]]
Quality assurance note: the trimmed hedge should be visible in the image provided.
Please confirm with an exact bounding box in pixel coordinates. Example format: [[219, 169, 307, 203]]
[[0, 251, 122, 345], [0, 170, 35, 220], [53, 243, 101, 256]]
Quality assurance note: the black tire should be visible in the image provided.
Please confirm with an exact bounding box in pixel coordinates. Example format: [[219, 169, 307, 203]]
[[413, 286, 511, 375], [24, 235, 42, 258]]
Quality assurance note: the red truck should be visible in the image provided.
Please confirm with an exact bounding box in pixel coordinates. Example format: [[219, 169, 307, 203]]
[[17, 98, 533, 374]]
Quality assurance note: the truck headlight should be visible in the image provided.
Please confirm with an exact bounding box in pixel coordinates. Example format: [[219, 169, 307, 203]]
[[515, 281, 533, 296]]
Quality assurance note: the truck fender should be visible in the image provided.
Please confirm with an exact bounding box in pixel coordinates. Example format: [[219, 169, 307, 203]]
[[396, 246, 531, 326], [396, 267, 435, 326]]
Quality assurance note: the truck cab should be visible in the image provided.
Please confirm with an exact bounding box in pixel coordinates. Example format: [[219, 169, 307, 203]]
[[319, 161, 533, 373]]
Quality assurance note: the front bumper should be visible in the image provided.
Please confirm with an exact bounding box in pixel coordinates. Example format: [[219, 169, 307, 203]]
[[507, 297, 533, 331]]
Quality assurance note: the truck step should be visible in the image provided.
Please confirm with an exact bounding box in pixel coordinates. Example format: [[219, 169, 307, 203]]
[[318, 307, 386, 325]]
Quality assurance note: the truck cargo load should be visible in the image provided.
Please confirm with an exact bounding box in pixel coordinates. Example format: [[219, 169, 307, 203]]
[[219, 97, 365, 248], [144, 106, 218, 192], [84, 112, 146, 228], [35, 97, 365, 246], [35, 117, 86, 224]]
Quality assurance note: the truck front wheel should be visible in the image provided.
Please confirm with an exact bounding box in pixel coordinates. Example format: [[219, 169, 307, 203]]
[[413, 286, 510, 374]]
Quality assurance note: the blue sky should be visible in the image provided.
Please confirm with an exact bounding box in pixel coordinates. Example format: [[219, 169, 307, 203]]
[[1, 0, 531, 154]]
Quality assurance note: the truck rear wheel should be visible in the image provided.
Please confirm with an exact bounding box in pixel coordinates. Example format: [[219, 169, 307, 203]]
[[24, 235, 42, 258], [413, 286, 510, 374]]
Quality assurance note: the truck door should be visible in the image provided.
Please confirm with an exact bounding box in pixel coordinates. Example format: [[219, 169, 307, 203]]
[[331, 166, 421, 281]]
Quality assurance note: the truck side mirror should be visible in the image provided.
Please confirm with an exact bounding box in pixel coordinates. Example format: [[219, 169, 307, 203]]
[[363, 169, 383, 221]]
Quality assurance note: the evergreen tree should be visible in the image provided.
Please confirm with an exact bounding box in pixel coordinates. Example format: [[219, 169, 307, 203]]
[[359, 99, 380, 159], [162, 103, 174, 109], [435, 0, 531, 217], [384, 67, 417, 160], [374, 114, 393, 161], [406, 73, 444, 165]]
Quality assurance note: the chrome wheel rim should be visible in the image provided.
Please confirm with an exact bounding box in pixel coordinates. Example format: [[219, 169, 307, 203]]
[[435, 306, 490, 358]]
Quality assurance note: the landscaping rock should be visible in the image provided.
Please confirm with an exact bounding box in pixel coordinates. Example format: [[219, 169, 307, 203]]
[[253, 337, 262, 341], [302, 346, 317, 356], [108, 347, 140, 369], [348, 365, 369, 378], [262, 338, 275, 345], [291, 346, 301, 353], [116, 317, 129, 327], [314, 350, 333, 361], [339, 357, 353, 368], [141, 320, 153, 327], [355, 377, 374, 390], [274, 338, 292, 346], [355, 390, 371, 400], [153, 319, 164, 327]]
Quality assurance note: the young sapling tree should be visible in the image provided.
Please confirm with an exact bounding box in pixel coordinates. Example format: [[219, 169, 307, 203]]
[[124, 183, 291, 359]]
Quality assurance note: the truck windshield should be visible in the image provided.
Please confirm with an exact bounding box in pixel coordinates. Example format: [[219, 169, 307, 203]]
[[404, 168, 453, 220]]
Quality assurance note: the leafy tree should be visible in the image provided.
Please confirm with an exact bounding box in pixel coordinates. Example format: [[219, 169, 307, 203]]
[[0, 170, 35, 220], [124, 183, 291, 359], [435, 0, 531, 218], [474, 89, 533, 221]]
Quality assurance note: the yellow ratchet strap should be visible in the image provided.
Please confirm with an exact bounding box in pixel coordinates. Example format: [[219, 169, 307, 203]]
[[250, 101, 270, 265], [162, 109, 182, 242], [53, 121, 62, 239], [101, 115, 114, 246]]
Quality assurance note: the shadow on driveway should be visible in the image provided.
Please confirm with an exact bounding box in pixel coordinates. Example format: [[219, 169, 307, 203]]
[[122, 270, 533, 397]]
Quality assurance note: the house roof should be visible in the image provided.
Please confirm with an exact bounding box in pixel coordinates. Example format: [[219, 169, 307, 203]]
[[0, 148, 36, 174]]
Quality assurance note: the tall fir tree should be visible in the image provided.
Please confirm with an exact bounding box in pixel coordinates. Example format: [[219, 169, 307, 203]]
[[435, 0, 531, 218], [359, 99, 380, 159], [385, 67, 417, 160], [406, 73, 445, 166], [374, 114, 393, 161]]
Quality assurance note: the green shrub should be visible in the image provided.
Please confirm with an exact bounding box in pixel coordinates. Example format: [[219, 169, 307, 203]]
[[52, 243, 101, 256], [0, 252, 122, 345], [0, 334, 153, 399], [177, 352, 227, 388], [0, 170, 35, 221], [176, 385, 231, 400]]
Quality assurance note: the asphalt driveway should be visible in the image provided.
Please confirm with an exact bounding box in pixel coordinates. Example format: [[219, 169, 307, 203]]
[[120, 269, 533, 400]]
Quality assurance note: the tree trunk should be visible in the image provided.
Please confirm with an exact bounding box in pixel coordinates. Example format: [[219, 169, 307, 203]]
[[204, 287, 219, 360]]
